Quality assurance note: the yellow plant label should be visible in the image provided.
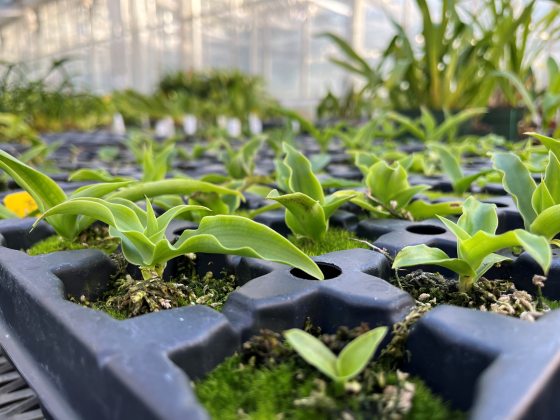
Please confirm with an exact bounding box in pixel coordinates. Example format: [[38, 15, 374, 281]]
[[4, 191, 38, 218]]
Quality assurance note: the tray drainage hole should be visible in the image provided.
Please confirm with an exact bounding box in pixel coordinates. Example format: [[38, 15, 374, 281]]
[[291, 262, 342, 280], [406, 225, 446, 235], [482, 201, 508, 208]]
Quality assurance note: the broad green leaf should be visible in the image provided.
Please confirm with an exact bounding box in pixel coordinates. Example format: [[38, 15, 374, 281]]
[[71, 181, 133, 199], [460, 230, 551, 276], [407, 200, 462, 221], [429, 143, 462, 184], [392, 244, 473, 276], [35, 198, 144, 233], [390, 185, 429, 208], [349, 195, 389, 218], [322, 190, 357, 219], [176, 215, 324, 280], [452, 170, 493, 195], [437, 215, 471, 241], [267, 190, 327, 242], [475, 253, 511, 280], [531, 204, 560, 240], [492, 152, 537, 228], [336, 326, 387, 381], [543, 151, 560, 203], [69, 169, 132, 183], [282, 143, 324, 202], [526, 132, 560, 161], [109, 179, 243, 202], [0, 150, 69, 235], [457, 196, 498, 235], [366, 161, 409, 206], [532, 183, 555, 214], [284, 329, 338, 382], [310, 154, 331, 173]]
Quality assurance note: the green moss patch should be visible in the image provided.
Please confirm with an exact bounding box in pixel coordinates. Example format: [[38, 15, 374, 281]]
[[195, 325, 464, 419], [27, 225, 120, 256], [289, 228, 368, 256]]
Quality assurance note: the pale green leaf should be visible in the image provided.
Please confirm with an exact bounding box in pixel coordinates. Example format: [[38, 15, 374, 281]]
[[336, 326, 388, 381], [407, 200, 462, 221], [176, 215, 324, 280], [492, 152, 537, 228], [392, 244, 473, 276], [284, 329, 338, 382], [457, 196, 498, 236], [267, 190, 327, 241]]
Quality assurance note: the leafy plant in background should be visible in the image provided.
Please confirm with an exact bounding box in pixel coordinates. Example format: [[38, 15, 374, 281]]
[[393, 197, 551, 292], [265, 143, 356, 242], [429, 144, 493, 194], [386, 107, 486, 143], [284, 326, 388, 384], [36, 197, 323, 281], [280, 109, 345, 153], [316, 85, 375, 122], [351, 159, 462, 220], [540, 57, 560, 137]]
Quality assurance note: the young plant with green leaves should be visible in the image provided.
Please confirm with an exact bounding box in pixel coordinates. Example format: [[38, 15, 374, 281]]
[[393, 197, 551, 292], [266, 143, 356, 242], [0, 150, 242, 241], [284, 326, 387, 384], [35, 197, 323, 281], [493, 136, 560, 242], [218, 136, 263, 179], [351, 159, 461, 221], [429, 143, 493, 195]]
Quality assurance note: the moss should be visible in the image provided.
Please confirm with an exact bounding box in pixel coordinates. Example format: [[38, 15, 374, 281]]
[[407, 378, 464, 420], [543, 297, 560, 310], [194, 325, 465, 420], [81, 255, 237, 319], [289, 228, 368, 256], [27, 225, 120, 256], [27, 235, 89, 256]]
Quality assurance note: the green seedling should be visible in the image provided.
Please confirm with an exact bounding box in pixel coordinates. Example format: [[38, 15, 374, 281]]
[[393, 197, 551, 292], [266, 143, 356, 242], [218, 136, 263, 179], [284, 326, 387, 384], [429, 143, 493, 194], [351, 159, 461, 220], [35, 197, 323, 281]]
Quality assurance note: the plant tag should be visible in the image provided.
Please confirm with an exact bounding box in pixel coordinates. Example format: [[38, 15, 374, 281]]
[[4, 191, 38, 218], [155, 116, 176, 138], [112, 113, 126, 135], [249, 113, 262, 134], [183, 114, 198, 135], [227, 118, 242, 137]]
